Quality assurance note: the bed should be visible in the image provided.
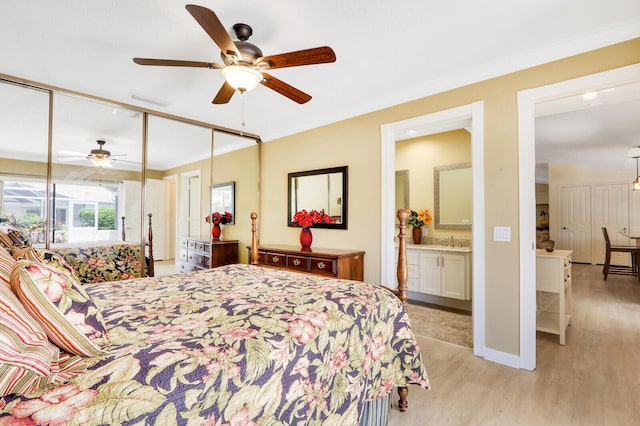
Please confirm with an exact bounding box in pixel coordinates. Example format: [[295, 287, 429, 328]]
[[0, 214, 154, 283], [0, 211, 428, 425]]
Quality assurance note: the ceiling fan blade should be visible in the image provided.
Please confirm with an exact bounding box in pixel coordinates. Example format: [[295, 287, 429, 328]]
[[133, 58, 223, 69], [185, 5, 241, 59], [57, 150, 87, 157], [111, 159, 141, 165], [56, 157, 87, 162], [212, 81, 236, 104], [260, 72, 311, 104], [260, 46, 336, 69]]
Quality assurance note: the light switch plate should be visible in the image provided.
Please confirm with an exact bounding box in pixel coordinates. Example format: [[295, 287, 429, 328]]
[[493, 226, 511, 242]]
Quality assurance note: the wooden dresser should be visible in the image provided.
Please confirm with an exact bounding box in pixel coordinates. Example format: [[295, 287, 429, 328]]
[[179, 237, 239, 272], [248, 244, 365, 281]]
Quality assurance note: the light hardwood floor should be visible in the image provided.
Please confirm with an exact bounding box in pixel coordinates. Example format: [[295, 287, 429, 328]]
[[389, 263, 640, 425]]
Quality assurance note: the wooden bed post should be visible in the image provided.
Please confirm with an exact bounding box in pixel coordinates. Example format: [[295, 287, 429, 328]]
[[121, 216, 126, 241], [250, 212, 259, 265], [396, 209, 409, 412], [396, 209, 409, 306], [147, 213, 154, 277]]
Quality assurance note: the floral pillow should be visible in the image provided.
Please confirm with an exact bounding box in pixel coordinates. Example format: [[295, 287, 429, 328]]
[[10, 261, 109, 357], [12, 247, 80, 283]]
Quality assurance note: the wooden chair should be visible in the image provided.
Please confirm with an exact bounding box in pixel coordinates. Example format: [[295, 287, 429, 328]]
[[602, 227, 639, 280]]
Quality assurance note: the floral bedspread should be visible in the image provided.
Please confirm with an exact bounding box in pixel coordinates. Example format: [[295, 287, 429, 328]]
[[0, 264, 429, 425]]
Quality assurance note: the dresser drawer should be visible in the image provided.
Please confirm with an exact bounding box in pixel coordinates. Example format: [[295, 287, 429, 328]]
[[179, 249, 188, 262], [265, 252, 286, 267], [195, 242, 208, 253], [287, 255, 308, 272], [179, 262, 196, 272], [310, 258, 337, 276], [189, 253, 209, 268], [187, 240, 196, 250], [179, 239, 189, 249]]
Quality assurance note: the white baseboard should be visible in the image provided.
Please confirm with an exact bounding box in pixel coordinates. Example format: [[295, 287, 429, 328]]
[[482, 347, 521, 369]]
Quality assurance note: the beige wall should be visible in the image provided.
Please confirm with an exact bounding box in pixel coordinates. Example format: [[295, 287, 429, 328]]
[[259, 38, 640, 356], [395, 129, 472, 240], [211, 144, 260, 264]]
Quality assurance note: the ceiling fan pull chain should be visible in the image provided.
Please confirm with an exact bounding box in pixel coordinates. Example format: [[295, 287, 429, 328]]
[[240, 92, 246, 135]]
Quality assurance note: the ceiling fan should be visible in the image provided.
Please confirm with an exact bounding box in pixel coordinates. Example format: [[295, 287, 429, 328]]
[[133, 4, 336, 104], [57, 140, 135, 168]]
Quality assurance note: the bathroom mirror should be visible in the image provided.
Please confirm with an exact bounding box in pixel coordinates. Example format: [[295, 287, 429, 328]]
[[395, 170, 410, 212], [434, 162, 472, 230], [288, 166, 348, 229]]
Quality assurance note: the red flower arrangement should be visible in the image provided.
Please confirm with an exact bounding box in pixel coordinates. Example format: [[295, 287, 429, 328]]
[[205, 211, 233, 225], [292, 209, 334, 229]]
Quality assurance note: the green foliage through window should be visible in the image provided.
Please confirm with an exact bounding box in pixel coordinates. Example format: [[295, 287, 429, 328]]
[[98, 208, 116, 230]]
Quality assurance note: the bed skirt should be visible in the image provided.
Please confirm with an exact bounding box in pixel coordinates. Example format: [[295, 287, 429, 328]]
[[359, 394, 391, 426]]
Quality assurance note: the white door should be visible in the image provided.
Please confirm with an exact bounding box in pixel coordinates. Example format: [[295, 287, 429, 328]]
[[559, 185, 591, 263], [419, 251, 441, 295], [180, 171, 201, 239], [591, 184, 630, 266]]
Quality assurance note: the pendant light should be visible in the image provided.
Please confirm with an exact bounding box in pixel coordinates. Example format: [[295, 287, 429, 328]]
[[633, 156, 640, 192]]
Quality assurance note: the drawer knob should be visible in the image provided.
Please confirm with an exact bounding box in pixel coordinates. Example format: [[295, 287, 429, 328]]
[[272, 256, 280, 263], [293, 259, 301, 266], [317, 262, 326, 269]]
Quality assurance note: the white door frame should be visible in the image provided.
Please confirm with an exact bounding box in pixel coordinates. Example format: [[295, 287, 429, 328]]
[[517, 63, 640, 371], [381, 102, 486, 359]]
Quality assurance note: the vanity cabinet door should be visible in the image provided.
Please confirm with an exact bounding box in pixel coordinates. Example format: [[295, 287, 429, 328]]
[[441, 253, 468, 300], [419, 252, 442, 295]]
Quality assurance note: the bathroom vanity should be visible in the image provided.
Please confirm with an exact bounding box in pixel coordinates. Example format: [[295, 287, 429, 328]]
[[399, 242, 472, 310]]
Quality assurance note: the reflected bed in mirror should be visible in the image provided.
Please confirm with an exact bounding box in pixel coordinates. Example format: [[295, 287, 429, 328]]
[[288, 166, 348, 229], [434, 162, 472, 230]]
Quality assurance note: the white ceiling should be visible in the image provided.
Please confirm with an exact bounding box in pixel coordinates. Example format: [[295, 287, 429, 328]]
[[1, 1, 640, 171]]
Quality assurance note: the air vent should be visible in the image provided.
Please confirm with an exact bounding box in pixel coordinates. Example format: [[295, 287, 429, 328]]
[[128, 93, 170, 107]]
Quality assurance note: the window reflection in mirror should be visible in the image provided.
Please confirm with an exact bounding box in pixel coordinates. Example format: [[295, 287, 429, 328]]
[[434, 162, 472, 230], [51, 93, 143, 246], [288, 166, 348, 229]]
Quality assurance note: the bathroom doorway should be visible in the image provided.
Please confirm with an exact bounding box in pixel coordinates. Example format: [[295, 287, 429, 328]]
[[380, 102, 486, 358]]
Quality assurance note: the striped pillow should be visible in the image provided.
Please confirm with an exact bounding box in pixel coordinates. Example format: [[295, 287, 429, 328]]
[[0, 351, 86, 397], [10, 261, 109, 357], [0, 280, 59, 396], [0, 245, 14, 286]]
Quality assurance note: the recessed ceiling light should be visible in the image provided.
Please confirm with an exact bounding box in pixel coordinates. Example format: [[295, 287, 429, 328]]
[[582, 92, 597, 101]]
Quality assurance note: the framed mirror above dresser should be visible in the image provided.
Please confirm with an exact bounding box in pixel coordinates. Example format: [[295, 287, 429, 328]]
[[287, 166, 348, 229]]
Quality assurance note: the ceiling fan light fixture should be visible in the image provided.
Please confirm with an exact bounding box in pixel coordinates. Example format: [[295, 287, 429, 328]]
[[89, 157, 112, 168], [222, 65, 262, 92]]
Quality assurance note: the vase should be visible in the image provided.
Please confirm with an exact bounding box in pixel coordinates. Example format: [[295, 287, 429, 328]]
[[300, 228, 313, 250], [212, 223, 222, 242], [412, 226, 422, 244]]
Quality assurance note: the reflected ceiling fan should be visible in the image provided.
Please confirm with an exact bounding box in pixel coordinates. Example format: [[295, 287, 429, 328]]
[[133, 4, 336, 104], [57, 140, 136, 168]]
